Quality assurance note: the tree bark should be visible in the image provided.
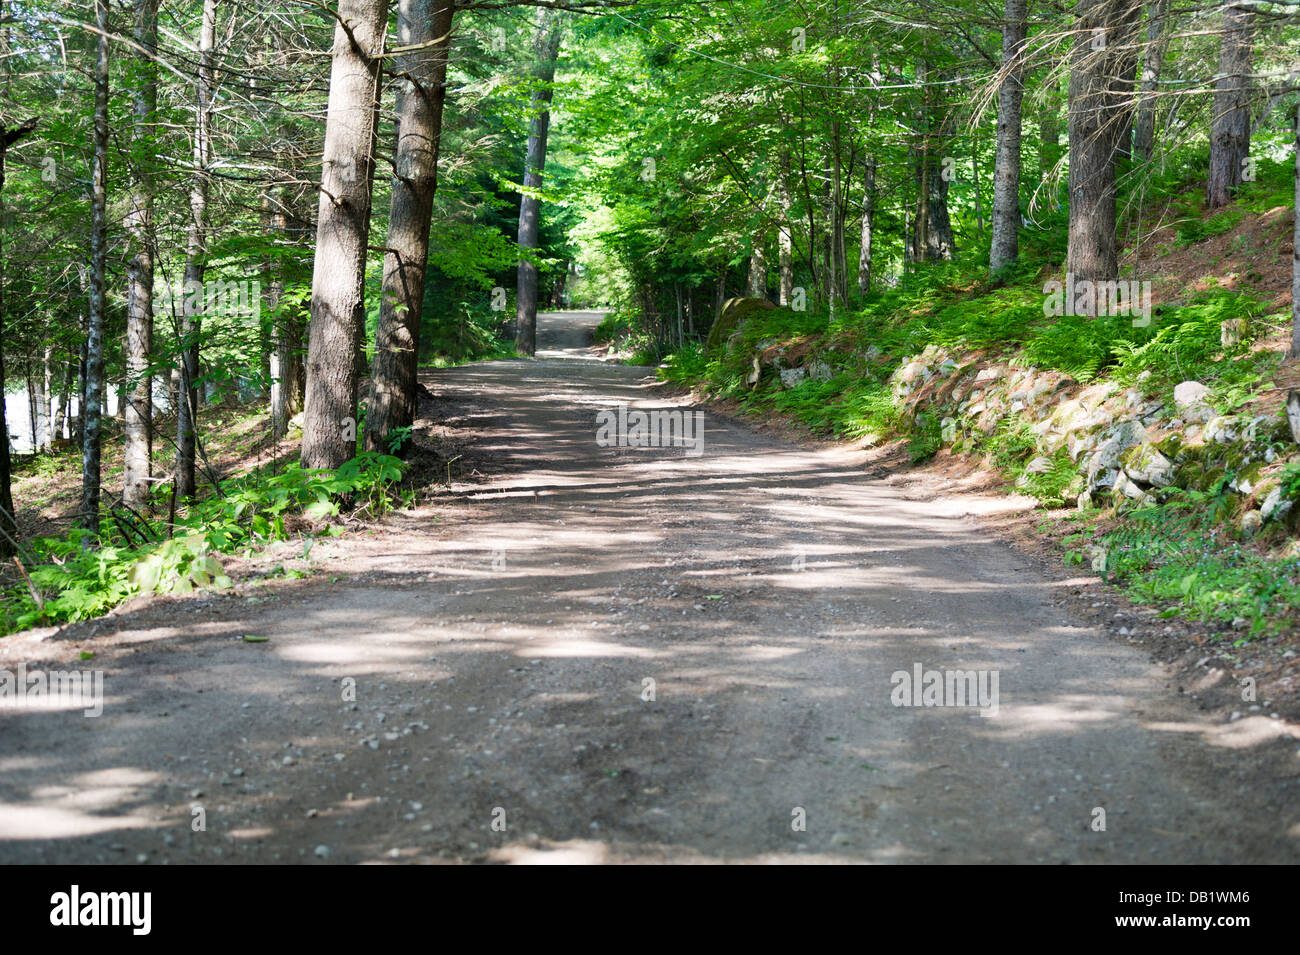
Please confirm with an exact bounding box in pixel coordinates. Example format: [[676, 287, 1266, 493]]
[[990, 0, 1028, 275], [39, 346, 52, 451], [301, 0, 390, 469], [778, 153, 795, 305], [123, 0, 157, 509], [1290, 98, 1299, 356], [1206, 3, 1254, 209], [514, 8, 563, 356], [857, 153, 876, 295], [80, 0, 110, 531], [1132, 0, 1169, 163], [0, 115, 38, 555], [1067, 0, 1140, 302], [365, 0, 455, 454], [176, 0, 215, 497], [747, 240, 767, 298]]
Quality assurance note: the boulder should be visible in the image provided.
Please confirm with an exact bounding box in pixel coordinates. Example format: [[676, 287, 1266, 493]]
[[1088, 419, 1148, 477], [1121, 443, 1175, 487], [778, 366, 807, 389], [807, 359, 834, 381], [706, 297, 777, 352], [1173, 380, 1210, 410], [1261, 485, 1294, 524]]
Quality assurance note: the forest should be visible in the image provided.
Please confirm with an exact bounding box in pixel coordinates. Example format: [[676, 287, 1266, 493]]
[[0, 0, 1298, 870]]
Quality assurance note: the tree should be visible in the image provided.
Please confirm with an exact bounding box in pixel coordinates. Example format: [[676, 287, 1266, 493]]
[[301, 0, 390, 470], [364, 0, 456, 454], [81, 0, 110, 531], [1132, 0, 1170, 163], [1206, 2, 1254, 209], [123, 0, 158, 509], [0, 115, 37, 558], [515, 8, 563, 357], [1066, 0, 1140, 304], [1291, 96, 1299, 357], [176, 0, 216, 499], [990, 0, 1028, 275]]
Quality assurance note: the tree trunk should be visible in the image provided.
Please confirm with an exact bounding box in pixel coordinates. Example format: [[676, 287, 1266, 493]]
[[176, 0, 215, 497], [301, 0, 390, 469], [1133, 0, 1170, 163], [747, 240, 767, 298], [514, 8, 563, 357], [1290, 98, 1299, 356], [857, 153, 876, 295], [1067, 0, 1139, 303], [990, 0, 1028, 275], [123, 0, 158, 509], [778, 153, 794, 305], [81, 0, 110, 531], [1206, 3, 1254, 209], [1038, 77, 1062, 191], [0, 116, 36, 554], [38, 346, 52, 451], [54, 359, 71, 442], [365, 0, 455, 454]]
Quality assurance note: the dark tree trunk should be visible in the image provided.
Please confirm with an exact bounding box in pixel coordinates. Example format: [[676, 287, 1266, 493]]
[[176, 0, 215, 497], [1206, 3, 1254, 209], [1290, 98, 1299, 356], [0, 116, 38, 555], [1066, 0, 1141, 303], [301, 0, 390, 469], [514, 8, 563, 356], [81, 0, 110, 531], [990, 0, 1028, 275], [365, 0, 455, 454]]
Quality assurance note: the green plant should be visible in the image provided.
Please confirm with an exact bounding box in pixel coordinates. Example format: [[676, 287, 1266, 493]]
[[3, 452, 407, 634]]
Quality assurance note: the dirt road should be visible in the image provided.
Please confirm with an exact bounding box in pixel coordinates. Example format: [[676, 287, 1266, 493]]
[[2, 310, 1297, 864]]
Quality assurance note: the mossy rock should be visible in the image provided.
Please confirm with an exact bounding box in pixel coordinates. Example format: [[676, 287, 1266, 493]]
[[1153, 433, 1184, 461], [1193, 465, 1228, 492], [705, 297, 778, 353]]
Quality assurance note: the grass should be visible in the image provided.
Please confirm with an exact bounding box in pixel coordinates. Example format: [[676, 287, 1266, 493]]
[[1066, 490, 1300, 639]]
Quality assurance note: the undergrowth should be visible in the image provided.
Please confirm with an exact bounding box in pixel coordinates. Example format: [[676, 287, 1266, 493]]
[[2, 453, 407, 635]]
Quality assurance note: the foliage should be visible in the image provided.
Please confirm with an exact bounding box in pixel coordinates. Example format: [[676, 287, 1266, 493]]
[[2, 454, 406, 634]]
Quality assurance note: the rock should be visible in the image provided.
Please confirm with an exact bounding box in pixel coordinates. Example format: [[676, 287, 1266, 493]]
[[1261, 485, 1293, 523], [706, 297, 777, 352], [807, 359, 834, 381], [1239, 510, 1263, 536], [1203, 415, 1239, 444], [1087, 420, 1147, 484], [1173, 380, 1211, 410], [940, 417, 957, 443], [1024, 456, 1055, 474], [1114, 471, 1146, 500], [1287, 391, 1300, 444], [778, 366, 807, 388], [1121, 444, 1175, 487]]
